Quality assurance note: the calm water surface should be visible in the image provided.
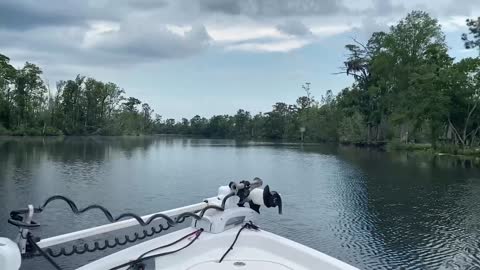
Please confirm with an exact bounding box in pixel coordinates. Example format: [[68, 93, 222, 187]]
[[1, 136, 480, 270]]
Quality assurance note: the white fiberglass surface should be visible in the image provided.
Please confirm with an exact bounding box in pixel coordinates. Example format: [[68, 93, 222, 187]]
[[79, 226, 359, 270]]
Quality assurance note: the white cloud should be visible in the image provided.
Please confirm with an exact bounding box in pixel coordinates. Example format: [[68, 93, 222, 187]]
[[207, 25, 287, 43], [204, 20, 351, 53], [165, 24, 193, 36], [310, 24, 354, 37], [83, 21, 120, 48], [206, 22, 312, 53], [440, 16, 469, 32], [226, 39, 311, 52], [207, 21, 352, 53]]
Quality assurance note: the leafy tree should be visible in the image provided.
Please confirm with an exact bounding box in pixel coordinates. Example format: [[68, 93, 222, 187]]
[[123, 97, 141, 113], [251, 113, 266, 138], [13, 62, 46, 128], [141, 103, 153, 132], [0, 53, 16, 129], [445, 58, 480, 147], [164, 118, 176, 133], [60, 75, 85, 134], [264, 102, 291, 139], [190, 115, 208, 136], [233, 109, 251, 138], [2, 10, 480, 151], [462, 17, 480, 54], [207, 115, 231, 137], [339, 112, 367, 143]]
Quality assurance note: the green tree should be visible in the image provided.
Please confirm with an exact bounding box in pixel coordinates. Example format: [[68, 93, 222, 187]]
[[13, 62, 47, 129], [338, 11, 449, 145], [264, 102, 289, 139], [60, 75, 85, 134], [207, 115, 231, 138], [190, 115, 208, 136], [251, 113, 266, 138], [0, 53, 16, 130], [233, 109, 251, 138], [462, 17, 480, 54], [165, 118, 176, 133], [141, 103, 153, 132], [445, 58, 480, 147]]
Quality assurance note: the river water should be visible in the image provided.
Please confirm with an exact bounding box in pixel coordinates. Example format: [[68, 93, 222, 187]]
[[1, 136, 480, 270]]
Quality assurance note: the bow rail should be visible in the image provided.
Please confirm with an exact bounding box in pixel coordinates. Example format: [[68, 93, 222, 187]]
[[37, 202, 208, 248]]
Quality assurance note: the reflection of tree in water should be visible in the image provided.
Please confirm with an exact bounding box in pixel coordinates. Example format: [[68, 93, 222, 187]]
[[111, 136, 156, 159], [0, 137, 158, 188], [0, 136, 158, 164], [335, 146, 480, 269], [52, 136, 158, 161], [0, 136, 158, 236], [388, 151, 480, 170], [293, 144, 384, 268], [294, 143, 340, 156]]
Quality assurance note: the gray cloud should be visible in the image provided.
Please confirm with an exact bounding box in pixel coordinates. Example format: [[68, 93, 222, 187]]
[[0, 0, 479, 75], [0, 25, 85, 56], [276, 20, 312, 36], [127, 0, 168, 10], [0, 0, 90, 30], [370, 0, 404, 16], [93, 23, 211, 59], [197, 0, 343, 17], [0, 0, 168, 30], [0, 24, 211, 69], [445, 0, 480, 16], [351, 17, 388, 39], [0, 0, 210, 66], [198, 0, 243, 15]]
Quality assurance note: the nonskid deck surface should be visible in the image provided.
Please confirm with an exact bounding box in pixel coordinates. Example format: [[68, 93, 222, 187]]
[[79, 226, 359, 270]]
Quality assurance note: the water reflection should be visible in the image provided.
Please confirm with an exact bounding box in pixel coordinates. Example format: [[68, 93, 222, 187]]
[[1, 137, 480, 270], [332, 146, 480, 269]]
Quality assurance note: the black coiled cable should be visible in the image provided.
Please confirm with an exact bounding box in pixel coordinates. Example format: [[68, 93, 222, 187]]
[[9, 194, 231, 258], [45, 221, 174, 257], [9, 195, 224, 228]]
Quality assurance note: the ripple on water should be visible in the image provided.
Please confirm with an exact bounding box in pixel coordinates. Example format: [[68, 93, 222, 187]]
[[2, 138, 480, 270]]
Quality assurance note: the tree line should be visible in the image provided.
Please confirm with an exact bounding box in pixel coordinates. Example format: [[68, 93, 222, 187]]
[[0, 61, 155, 136], [334, 11, 480, 150], [1, 11, 480, 152]]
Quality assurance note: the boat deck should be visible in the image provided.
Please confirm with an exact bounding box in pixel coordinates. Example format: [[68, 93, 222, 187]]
[[78, 226, 358, 270]]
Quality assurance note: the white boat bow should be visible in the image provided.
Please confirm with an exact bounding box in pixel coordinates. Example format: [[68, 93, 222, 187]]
[[1, 178, 359, 270]]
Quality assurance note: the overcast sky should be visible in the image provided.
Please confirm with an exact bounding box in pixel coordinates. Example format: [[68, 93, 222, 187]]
[[1, 0, 479, 119]]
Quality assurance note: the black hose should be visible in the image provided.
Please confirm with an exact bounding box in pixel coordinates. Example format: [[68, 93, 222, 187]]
[[27, 233, 62, 270], [42, 205, 222, 258], [221, 192, 235, 208], [136, 229, 202, 260], [218, 221, 259, 263], [108, 229, 203, 270], [40, 195, 177, 226], [9, 195, 227, 258], [9, 195, 226, 229]]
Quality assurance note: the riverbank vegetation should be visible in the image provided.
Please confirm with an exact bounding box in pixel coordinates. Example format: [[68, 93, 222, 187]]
[[1, 11, 480, 155]]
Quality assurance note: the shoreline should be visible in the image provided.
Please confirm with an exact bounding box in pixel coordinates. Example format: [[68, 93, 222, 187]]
[[1, 135, 479, 159], [385, 142, 480, 159]]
